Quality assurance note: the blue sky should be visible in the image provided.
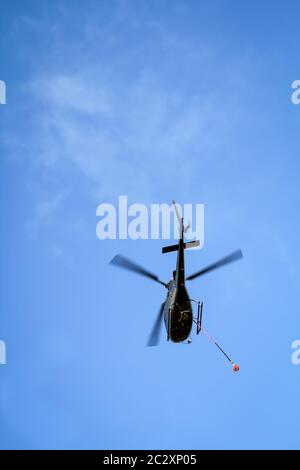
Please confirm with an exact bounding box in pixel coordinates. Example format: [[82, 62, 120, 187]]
[[0, 0, 300, 449]]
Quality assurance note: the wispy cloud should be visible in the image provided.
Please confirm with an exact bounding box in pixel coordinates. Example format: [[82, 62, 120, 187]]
[[4, 1, 253, 227], [27, 190, 66, 233], [30, 72, 238, 198]]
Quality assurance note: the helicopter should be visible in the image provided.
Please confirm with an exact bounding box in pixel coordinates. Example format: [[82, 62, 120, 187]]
[[110, 201, 243, 372]]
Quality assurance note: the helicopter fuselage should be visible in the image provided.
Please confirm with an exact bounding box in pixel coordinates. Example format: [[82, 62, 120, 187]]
[[162, 217, 194, 343], [163, 280, 193, 342]]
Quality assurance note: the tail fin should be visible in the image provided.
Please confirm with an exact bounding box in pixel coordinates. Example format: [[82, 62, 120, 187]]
[[173, 200, 184, 239], [162, 240, 200, 254]]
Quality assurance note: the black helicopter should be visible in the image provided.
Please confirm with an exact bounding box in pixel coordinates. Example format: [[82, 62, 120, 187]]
[[110, 201, 243, 371]]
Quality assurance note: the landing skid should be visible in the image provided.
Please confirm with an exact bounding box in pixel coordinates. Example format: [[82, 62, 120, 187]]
[[191, 299, 203, 334]]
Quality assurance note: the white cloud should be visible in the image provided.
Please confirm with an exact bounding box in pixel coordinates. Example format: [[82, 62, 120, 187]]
[[27, 190, 66, 234], [5, 4, 252, 228], [28, 68, 242, 203]]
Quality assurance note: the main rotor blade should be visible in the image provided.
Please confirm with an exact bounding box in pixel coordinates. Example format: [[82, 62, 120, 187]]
[[110, 254, 167, 287], [186, 249, 243, 281], [147, 303, 165, 347]]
